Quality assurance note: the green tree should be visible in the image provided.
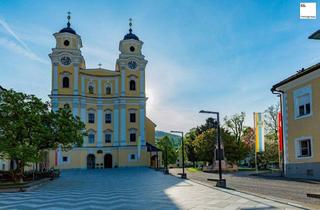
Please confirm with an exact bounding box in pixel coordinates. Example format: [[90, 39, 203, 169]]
[[223, 112, 250, 165], [185, 129, 197, 167], [264, 103, 280, 142], [0, 89, 85, 182], [156, 136, 178, 165], [193, 128, 216, 163]]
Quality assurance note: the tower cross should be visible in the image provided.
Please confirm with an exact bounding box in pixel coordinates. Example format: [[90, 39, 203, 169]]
[[67, 11, 71, 27], [129, 18, 132, 33]]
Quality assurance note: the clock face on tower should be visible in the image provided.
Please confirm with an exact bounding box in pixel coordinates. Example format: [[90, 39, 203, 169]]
[[61, 56, 71, 66], [128, 61, 137, 70]]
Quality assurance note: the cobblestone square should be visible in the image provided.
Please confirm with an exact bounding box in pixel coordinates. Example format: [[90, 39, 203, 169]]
[[0, 168, 305, 209]]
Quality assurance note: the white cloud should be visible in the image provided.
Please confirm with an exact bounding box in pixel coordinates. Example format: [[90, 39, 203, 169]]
[[0, 17, 48, 64]]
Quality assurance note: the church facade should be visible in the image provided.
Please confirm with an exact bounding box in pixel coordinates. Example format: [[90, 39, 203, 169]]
[[48, 16, 160, 169]]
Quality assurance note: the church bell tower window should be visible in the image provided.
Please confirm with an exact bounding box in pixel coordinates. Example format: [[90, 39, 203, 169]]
[[62, 77, 69, 88]]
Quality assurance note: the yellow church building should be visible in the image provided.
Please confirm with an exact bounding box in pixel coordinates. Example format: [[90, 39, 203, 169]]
[[48, 15, 160, 169]]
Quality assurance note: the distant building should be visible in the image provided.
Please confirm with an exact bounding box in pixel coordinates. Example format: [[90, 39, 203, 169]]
[[272, 64, 320, 180]]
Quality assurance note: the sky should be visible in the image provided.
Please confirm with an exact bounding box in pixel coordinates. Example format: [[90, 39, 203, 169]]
[[1, 0, 320, 133]]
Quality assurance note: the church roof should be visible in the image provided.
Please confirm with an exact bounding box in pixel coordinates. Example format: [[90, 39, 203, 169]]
[[80, 68, 120, 77], [59, 24, 76, 35], [59, 12, 76, 35], [124, 30, 139, 41], [123, 18, 139, 41]]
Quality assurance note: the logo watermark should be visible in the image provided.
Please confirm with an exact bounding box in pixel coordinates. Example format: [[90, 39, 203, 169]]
[[300, 2, 316, 19]]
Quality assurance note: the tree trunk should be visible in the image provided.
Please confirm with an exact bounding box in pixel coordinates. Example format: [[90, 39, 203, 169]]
[[16, 160, 24, 184]]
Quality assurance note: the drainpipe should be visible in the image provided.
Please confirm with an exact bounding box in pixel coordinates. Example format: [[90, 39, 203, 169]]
[[271, 89, 284, 176]]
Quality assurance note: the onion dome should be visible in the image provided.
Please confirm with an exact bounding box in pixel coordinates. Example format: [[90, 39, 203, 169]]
[[59, 12, 76, 35], [123, 18, 139, 41]]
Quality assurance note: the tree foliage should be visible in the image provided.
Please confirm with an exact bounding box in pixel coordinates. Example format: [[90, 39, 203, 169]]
[[156, 136, 178, 165], [185, 129, 197, 166], [0, 89, 86, 182], [264, 103, 280, 142], [224, 112, 245, 143], [193, 129, 216, 163]]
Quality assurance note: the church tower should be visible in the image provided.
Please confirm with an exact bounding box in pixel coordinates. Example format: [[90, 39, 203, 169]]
[[49, 12, 85, 114], [116, 19, 148, 146]]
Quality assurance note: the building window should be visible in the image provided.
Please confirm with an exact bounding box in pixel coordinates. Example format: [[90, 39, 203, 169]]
[[88, 85, 94, 94], [105, 113, 112, 123], [62, 77, 69, 88], [105, 133, 112, 143], [298, 94, 311, 117], [88, 134, 95, 144], [88, 113, 95, 123], [296, 138, 312, 158], [130, 113, 136, 123], [130, 133, 136, 142], [129, 80, 136, 91], [130, 154, 136, 160], [62, 156, 68, 162], [106, 86, 111, 95], [294, 86, 312, 119]]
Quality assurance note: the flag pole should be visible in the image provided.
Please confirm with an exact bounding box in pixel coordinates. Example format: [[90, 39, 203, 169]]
[[254, 112, 258, 176]]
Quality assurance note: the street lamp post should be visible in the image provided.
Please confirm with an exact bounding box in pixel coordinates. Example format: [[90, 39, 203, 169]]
[[171, 130, 187, 179], [164, 144, 169, 174], [199, 110, 226, 188]]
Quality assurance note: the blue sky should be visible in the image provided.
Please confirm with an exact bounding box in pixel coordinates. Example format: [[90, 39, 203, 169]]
[[1, 0, 320, 132]]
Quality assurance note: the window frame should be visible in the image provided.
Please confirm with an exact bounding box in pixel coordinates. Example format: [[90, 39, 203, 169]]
[[105, 113, 112, 124], [88, 113, 95, 124], [130, 133, 136, 142], [88, 133, 95, 144], [295, 137, 313, 159], [106, 85, 112, 95], [104, 133, 112, 144], [294, 86, 312, 120]]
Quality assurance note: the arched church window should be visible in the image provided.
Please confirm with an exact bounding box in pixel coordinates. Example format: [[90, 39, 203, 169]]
[[88, 85, 94, 94], [106, 86, 111, 95], [129, 80, 136, 91], [63, 77, 69, 88]]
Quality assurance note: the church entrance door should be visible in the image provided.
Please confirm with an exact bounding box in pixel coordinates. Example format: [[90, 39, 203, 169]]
[[104, 154, 112, 168], [87, 154, 95, 169]]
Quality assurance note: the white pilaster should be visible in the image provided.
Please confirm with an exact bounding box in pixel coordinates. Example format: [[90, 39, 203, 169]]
[[115, 77, 119, 96], [72, 98, 79, 117], [81, 99, 87, 147], [120, 102, 126, 146], [73, 64, 79, 95], [121, 68, 125, 96], [113, 102, 119, 146], [140, 69, 145, 97], [97, 101, 103, 147], [52, 97, 59, 112], [53, 64, 58, 95], [80, 99, 86, 122], [81, 76, 85, 95], [139, 102, 146, 145], [98, 79, 102, 96]]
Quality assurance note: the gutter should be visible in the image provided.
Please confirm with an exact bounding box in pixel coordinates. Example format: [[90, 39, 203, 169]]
[[271, 89, 285, 177]]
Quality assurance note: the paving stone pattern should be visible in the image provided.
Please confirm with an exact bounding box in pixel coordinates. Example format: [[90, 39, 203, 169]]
[[0, 168, 305, 210]]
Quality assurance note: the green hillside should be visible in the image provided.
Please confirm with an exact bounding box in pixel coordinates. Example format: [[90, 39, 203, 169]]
[[155, 130, 181, 149]]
